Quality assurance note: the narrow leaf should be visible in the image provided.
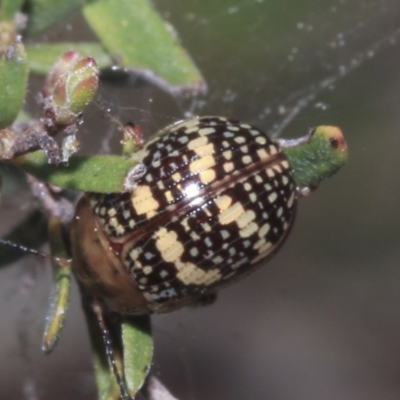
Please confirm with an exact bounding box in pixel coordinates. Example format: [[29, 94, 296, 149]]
[[83, 0, 206, 95], [11, 151, 140, 193], [0, 26, 28, 129], [122, 315, 153, 397], [42, 217, 72, 353], [24, 0, 85, 36]]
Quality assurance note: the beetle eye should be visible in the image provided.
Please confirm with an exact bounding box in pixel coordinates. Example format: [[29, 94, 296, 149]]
[[329, 136, 339, 149]]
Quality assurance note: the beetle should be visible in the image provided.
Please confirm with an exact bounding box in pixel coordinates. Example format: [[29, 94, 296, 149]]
[[70, 116, 347, 316], [0, 115, 347, 400]]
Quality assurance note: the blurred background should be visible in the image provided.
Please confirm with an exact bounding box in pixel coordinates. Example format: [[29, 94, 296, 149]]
[[1, 1, 400, 399]]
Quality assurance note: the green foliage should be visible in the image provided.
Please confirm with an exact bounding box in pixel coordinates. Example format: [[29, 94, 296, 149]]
[[0, 24, 28, 129], [12, 151, 142, 193], [0, 1, 199, 397], [25, 0, 206, 93], [83, 0, 205, 93]]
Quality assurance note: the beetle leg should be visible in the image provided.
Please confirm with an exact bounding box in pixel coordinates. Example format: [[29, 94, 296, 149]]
[[92, 301, 131, 400]]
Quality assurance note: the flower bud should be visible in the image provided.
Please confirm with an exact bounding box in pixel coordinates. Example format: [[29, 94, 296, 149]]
[[43, 51, 99, 127], [45, 50, 81, 92]]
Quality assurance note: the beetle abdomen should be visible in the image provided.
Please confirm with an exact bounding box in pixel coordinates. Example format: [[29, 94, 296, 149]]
[[89, 117, 296, 313]]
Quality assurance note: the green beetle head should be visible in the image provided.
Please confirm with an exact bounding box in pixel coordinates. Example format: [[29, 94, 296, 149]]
[[278, 126, 348, 194]]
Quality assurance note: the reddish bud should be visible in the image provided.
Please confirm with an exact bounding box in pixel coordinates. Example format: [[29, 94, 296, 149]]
[[45, 50, 81, 92], [43, 52, 99, 127]]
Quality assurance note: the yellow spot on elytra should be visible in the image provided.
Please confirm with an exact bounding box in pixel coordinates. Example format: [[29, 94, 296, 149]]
[[287, 192, 295, 208], [190, 231, 200, 240], [257, 148, 269, 160], [269, 145, 278, 155], [283, 222, 289, 230], [204, 208, 212, 217], [109, 217, 118, 227], [256, 136, 267, 145], [172, 172, 181, 182], [244, 182, 252, 191], [237, 210, 256, 229], [177, 118, 198, 132], [190, 155, 216, 174], [251, 242, 275, 264], [260, 241, 272, 253], [116, 225, 125, 235], [181, 218, 190, 231], [237, 210, 257, 237], [188, 136, 208, 150], [215, 195, 232, 212], [157, 181, 165, 190], [129, 248, 140, 261], [253, 238, 265, 250], [223, 162, 234, 173], [186, 126, 201, 134], [108, 208, 117, 217], [199, 169, 216, 184], [232, 258, 247, 269], [267, 168, 275, 177], [154, 228, 184, 263], [259, 223, 270, 238], [268, 192, 278, 203], [218, 202, 244, 225], [234, 136, 246, 144], [281, 160, 289, 169], [242, 155, 252, 164], [239, 222, 258, 238], [131, 185, 160, 216], [143, 266, 153, 275], [165, 190, 173, 203], [194, 143, 215, 157], [223, 150, 233, 160], [176, 260, 221, 285], [202, 222, 212, 232], [198, 127, 216, 135]]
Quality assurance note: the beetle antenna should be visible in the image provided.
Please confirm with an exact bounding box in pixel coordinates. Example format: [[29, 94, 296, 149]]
[[0, 238, 71, 266], [0, 238, 49, 259]]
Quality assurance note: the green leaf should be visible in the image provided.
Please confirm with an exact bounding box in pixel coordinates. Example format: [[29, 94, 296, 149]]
[[0, 0, 25, 21], [42, 217, 72, 353], [26, 42, 113, 74], [122, 316, 153, 397], [0, 209, 47, 269], [83, 0, 206, 95], [11, 151, 140, 193], [0, 26, 29, 129], [82, 306, 153, 399], [24, 0, 85, 36]]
